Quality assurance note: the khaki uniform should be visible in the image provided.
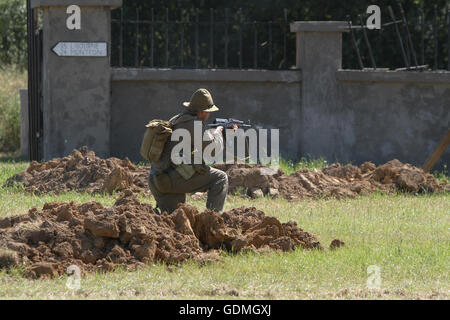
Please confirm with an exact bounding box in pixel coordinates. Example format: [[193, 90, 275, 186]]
[[148, 109, 228, 213]]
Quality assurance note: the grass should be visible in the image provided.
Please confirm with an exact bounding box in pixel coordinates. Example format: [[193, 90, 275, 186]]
[[0, 158, 449, 299], [0, 66, 27, 152], [431, 164, 449, 184], [278, 156, 329, 174]]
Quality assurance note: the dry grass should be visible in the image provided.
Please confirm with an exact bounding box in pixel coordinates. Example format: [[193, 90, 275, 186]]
[[0, 66, 27, 94]]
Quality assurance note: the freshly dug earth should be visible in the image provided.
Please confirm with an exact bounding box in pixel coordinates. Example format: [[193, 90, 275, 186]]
[[0, 191, 324, 278], [214, 159, 449, 200], [5, 146, 150, 194], [5, 147, 448, 199]]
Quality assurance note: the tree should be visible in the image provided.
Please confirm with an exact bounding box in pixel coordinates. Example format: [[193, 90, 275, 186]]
[[0, 0, 27, 69]]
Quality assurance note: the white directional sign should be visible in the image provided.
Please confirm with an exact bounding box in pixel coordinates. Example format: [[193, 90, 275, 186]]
[[52, 42, 107, 57]]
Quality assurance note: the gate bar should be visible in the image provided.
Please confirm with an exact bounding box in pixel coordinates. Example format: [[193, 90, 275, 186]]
[[239, 8, 243, 69], [359, 15, 376, 69], [26, 0, 41, 161], [398, 2, 418, 67], [135, 8, 139, 67], [253, 21, 258, 68], [268, 21, 273, 67], [347, 17, 364, 69], [180, 9, 184, 67], [224, 8, 229, 68], [195, 8, 199, 68], [388, 6, 410, 69], [283, 8, 287, 69], [165, 8, 169, 67], [448, 8, 450, 70], [420, 8, 425, 66], [434, 5, 438, 70], [210, 8, 214, 68], [119, 8, 123, 67]]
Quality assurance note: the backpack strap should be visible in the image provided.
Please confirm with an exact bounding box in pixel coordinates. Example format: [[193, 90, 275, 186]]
[[168, 113, 183, 124], [170, 111, 198, 126]]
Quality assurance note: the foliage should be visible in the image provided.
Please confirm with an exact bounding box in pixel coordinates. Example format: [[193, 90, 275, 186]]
[[0, 66, 27, 152], [0, 0, 27, 68]]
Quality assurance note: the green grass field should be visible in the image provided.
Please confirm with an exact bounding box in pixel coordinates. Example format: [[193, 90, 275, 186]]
[[0, 158, 448, 300]]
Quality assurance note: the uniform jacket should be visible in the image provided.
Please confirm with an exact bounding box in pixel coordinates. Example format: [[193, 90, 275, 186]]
[[150, 109, 223, 173]]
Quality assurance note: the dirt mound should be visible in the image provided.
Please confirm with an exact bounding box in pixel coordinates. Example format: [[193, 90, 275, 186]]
[[0, 192, 324, 278], [5, 146, 149, 194], [219, 159, 448, 200], [5, 147, 447, 200], [213, 164, 282, 194]]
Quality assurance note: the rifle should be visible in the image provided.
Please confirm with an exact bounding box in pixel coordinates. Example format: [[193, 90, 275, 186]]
[[206, 118, 252, 129], [206, 118, 252, 162]]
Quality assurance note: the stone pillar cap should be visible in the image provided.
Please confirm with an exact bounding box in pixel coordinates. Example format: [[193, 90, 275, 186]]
[[31, 0, 122, 9], [290, 21, 348, 33]]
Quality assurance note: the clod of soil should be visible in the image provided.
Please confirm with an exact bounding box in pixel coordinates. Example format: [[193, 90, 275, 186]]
[[5, 147, 448, 200], [0, 249, 19, 269], [329, 239, 345, 250], [0, 192, 324, 278], [5, 146, 149, 194]]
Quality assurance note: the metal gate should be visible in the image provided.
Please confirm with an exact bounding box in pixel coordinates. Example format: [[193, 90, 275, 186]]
[[26, 0, 43, 161]]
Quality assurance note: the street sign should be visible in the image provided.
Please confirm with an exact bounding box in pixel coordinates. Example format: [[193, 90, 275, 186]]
[[52, 42, 107, 57]]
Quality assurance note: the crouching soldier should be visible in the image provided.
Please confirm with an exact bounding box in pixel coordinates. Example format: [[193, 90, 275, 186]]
[[148, 88, 230, 214]]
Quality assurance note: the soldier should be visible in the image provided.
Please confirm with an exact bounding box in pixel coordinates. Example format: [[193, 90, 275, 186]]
[[148, 88, 231, 214]]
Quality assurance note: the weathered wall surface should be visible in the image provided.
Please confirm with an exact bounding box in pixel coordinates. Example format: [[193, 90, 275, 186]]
[[110, 69, 302, 162], [109, 68, 449, 169], [336, 71, 450, 169]]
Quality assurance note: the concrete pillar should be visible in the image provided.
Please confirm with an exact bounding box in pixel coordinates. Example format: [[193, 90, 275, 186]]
[[31, 0, 122, 160], [290, 22, 348, 161], [20, 89, 29, 158]]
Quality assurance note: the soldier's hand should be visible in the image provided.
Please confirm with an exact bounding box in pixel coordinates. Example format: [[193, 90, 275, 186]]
[[232, 124, 238, 132], [214, 126, 224, 135]]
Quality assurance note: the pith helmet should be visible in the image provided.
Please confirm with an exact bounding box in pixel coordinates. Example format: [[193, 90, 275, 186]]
[[183, 88, 219, 112]]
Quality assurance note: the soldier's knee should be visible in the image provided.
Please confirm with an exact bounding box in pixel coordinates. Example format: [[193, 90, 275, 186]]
[[213, 169, 227, 182], [222, 175, 229, 193], [222, 172, 229, 186], [215, 170, 228, 191]]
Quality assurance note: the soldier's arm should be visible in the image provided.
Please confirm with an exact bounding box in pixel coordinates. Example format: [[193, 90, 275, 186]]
[[203, 125, 224, 152]]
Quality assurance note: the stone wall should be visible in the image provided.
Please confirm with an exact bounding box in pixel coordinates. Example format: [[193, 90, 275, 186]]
[[110, 69, 302, 161], [28, 0, 449, 170]]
